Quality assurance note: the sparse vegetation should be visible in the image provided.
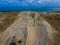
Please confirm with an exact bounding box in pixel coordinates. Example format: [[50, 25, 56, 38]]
[[0, 12, 60, 45], [0, 12, 19, 33]]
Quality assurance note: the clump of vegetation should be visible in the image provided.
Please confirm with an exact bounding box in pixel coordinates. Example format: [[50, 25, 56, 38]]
[[41, 12, 60, 45], [0, 12, 19, 33]]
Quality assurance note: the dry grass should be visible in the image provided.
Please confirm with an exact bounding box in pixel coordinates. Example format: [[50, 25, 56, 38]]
[[0, 12, 19, 33], [0, 12, 60, 45], [41, 12, 60, 45]]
